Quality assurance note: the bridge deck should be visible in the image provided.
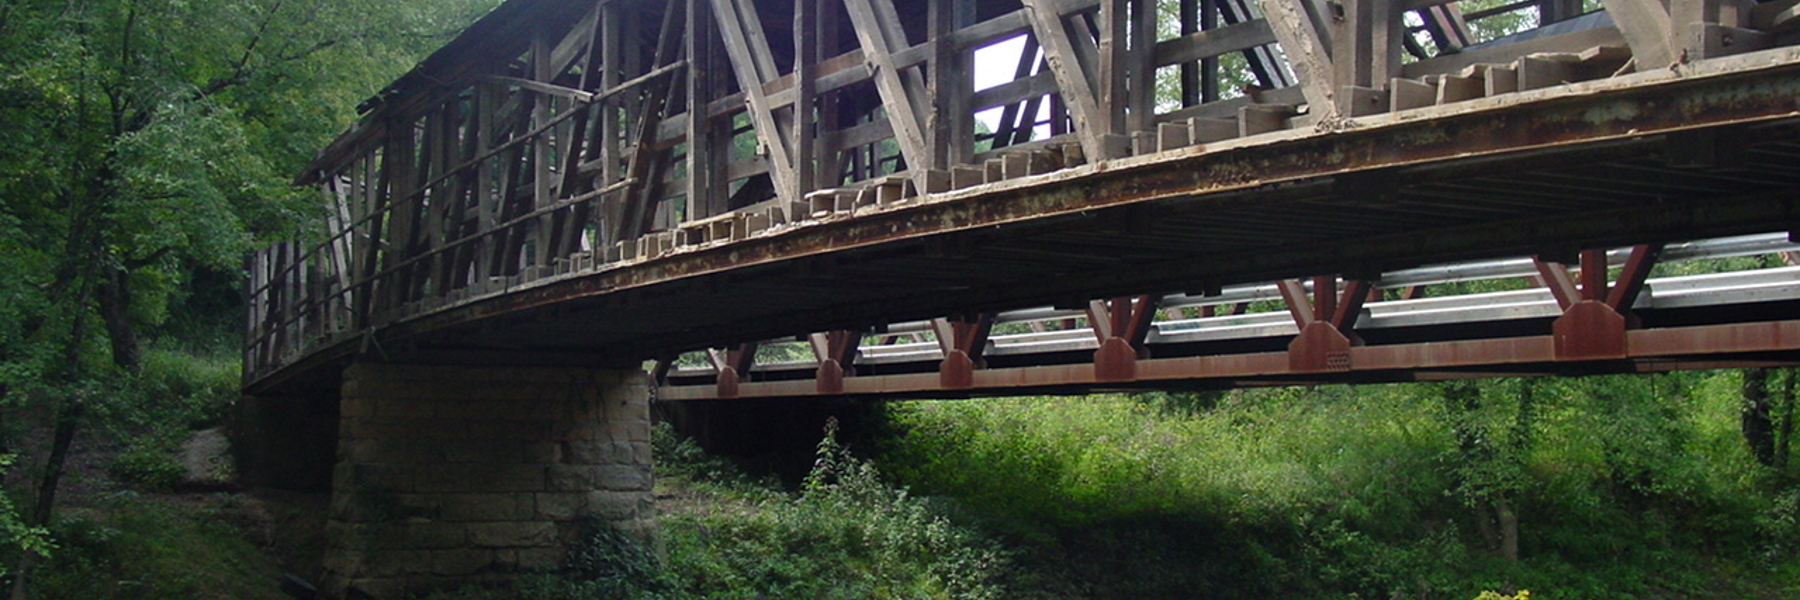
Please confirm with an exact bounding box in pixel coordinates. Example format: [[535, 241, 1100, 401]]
[[246, 0, 1800, 397]]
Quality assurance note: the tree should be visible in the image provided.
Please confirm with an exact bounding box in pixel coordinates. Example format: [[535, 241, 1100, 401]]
[[1439, 379, 1536, 562], [0, 0, 499, 595], [1741, 368, 1797, 472]]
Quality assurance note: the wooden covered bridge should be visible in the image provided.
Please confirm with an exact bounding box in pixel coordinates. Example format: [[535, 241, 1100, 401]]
[[237, 0, 1800, 595]]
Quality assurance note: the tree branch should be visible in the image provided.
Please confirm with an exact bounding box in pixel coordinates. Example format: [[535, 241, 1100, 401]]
[[123, 245, 174, 269]]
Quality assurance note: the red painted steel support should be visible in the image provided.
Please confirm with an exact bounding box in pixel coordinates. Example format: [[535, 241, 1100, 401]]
[[1285, 276, 1371, 373], [811, 330, 862, 394], [1087, 295, 1159, 381], [711, 342, 758, 398], [1606, 244, 1664, 323], [936, 313, 994, 389], [1546, 244, 1663, 360], [1532, 256, 1580, 310]]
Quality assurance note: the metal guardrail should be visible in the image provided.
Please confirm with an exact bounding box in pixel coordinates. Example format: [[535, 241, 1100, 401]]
[[676, 234, 1800, 375]]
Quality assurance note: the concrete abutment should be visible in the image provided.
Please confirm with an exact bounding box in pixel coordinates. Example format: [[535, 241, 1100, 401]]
[[319, 362, 653, 599]]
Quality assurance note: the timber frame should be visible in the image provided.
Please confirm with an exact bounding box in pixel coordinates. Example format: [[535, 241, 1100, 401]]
[[247, 0, 1800, 395]]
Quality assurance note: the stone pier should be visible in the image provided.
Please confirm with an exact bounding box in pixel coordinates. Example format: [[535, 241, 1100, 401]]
[[321, 362, 654, 599]]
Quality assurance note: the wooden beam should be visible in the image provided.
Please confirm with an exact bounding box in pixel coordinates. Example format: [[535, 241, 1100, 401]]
[[1599, 0, 1676, 69], [1153, 19, 1277, 66], [1021, 0, 1116, 160], [842, 0, 934, 175], [1258, 0, 1335, 112], [708, 0, 800, 200]]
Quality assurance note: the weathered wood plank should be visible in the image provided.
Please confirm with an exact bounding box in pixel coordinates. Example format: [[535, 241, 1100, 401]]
[[1402, 25, 1626, 78], [1152, 19, 1277, 66], [709, 0, 800, 200]]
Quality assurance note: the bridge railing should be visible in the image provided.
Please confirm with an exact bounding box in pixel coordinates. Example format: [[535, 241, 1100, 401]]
[[246, 0, 1797, 385]]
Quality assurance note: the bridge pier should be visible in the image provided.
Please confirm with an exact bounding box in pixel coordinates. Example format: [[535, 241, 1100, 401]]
[[321, 362, 654, 599]]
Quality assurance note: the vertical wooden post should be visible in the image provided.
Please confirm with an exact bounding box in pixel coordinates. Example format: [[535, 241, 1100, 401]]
[[794, 0, 817, 194]]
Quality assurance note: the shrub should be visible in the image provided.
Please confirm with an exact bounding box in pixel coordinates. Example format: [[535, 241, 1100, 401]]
[[655, 418, 1008, 600]]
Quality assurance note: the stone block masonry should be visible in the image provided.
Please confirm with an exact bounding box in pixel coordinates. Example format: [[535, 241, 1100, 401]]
[[321, 362, 653, 599]]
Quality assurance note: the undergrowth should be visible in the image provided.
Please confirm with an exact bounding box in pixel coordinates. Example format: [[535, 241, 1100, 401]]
[[878, 375, 1800, 600], [31, 495, 285, 600], [447, 419, 1010, 600]]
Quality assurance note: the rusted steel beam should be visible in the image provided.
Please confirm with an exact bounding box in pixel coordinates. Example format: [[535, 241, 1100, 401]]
[[1532, 257, 1580, 310], [658, 319, 1800, 401], [1605, 243, 1664, 312], [810, 330, 863, 394], [1087, 295, 1159, 381], [935, 313, 995, 388], [1284, 275, 1370, 373]]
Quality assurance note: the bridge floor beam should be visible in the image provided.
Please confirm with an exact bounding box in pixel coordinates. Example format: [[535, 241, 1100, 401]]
[[321, 362, 653, 599]]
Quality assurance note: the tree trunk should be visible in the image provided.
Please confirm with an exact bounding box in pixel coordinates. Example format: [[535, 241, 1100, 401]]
[[95, 264, 140, 373], [1777, 369, 1796, 472], [9, 403, 80, 600], [1496, 499, 1519, 562], [1744, 368, 1777, 466], [1473, 504, 1500, 555]]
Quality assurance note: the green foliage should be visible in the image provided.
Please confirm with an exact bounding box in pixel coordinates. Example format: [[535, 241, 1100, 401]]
[[656, 420, 1007, 600], [651, 421, 761, 489], [105, 448, 185, 492], [0, 455, 53, 580], [29, 497, 285, 600], [0, 1, 497, 589], [881, 374, 1798, 599], [462, 423, 1010, 600]]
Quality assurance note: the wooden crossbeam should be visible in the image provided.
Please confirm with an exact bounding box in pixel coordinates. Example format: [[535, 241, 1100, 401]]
[[613, 0, 688, 242]]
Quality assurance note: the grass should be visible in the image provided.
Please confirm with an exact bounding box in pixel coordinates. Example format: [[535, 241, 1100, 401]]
[[32, 494, 288, 600], [877, 375, 1800, 600]]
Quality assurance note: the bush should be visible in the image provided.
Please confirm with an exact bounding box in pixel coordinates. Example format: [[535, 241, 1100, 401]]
[[655, 419, 1008, 600], [0, 454, 51, 581], [451, 421, 1010, 600], [879, 376, 1800, 600], [107, 447, 185, 491]]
